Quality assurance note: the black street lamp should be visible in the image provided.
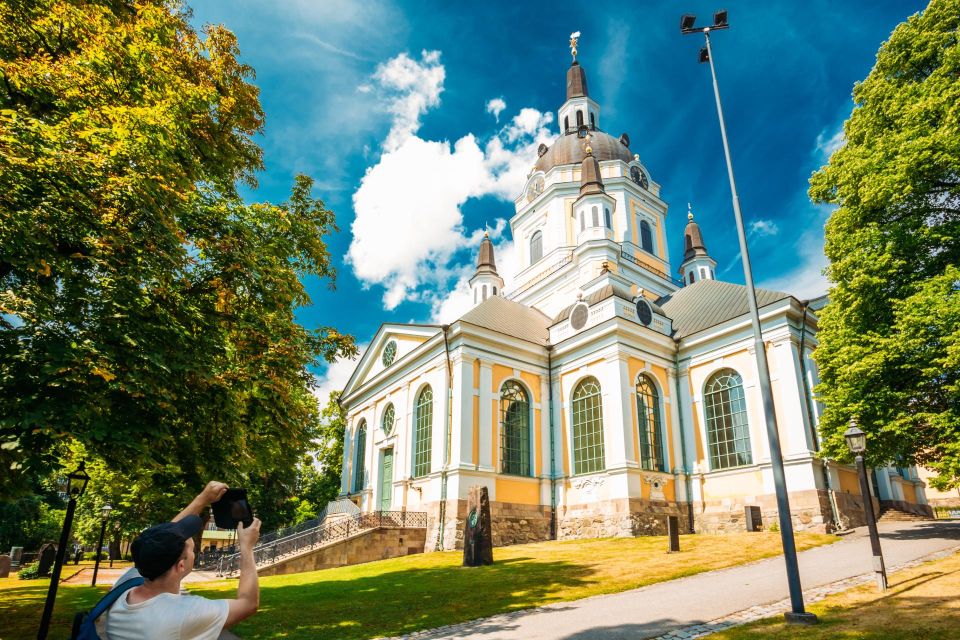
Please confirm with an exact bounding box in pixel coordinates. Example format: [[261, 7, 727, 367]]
[[37, 461, 90, 640], [91, 504, 113, 587], [844, 418, 888, 590], [680, 10, 817, 625]]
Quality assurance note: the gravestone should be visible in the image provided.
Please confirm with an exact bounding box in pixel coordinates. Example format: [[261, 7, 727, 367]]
[[462, 485, 493, 567], [9, 547, 23, 568], [0, 555, 10, 578], [37, 542, 57, 577], [744, 506, 763, 532]]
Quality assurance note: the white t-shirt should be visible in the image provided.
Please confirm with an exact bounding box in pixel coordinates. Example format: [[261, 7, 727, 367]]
[[96, 567, 229, 640]]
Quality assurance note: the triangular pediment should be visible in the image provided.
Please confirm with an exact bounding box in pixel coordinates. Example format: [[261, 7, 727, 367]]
[[341, 323, 442, 398]]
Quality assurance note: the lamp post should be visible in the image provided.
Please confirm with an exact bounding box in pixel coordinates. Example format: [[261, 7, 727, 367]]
[[91, 504, 113, 587], [37, 461, 90, 640], [681, 10, 816, 625], [844, 418, 888, 591]]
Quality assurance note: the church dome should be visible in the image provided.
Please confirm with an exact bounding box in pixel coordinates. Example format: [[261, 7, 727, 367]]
[[534, 130, 633, 173]]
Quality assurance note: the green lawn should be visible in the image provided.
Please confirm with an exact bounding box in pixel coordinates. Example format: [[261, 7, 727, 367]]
[[0, 532, 834, 640], [705, 550, 960, 639]]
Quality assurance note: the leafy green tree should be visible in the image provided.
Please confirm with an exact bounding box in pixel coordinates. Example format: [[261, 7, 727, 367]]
[[311, 391, 348, 507], [0, 1, 355, 500], [809, 0, 960, 488]]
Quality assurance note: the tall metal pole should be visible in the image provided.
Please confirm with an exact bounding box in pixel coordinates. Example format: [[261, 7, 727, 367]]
[[37, 496, 77, 640], [856, 454, 888, 590], [91, 517, 108, 587], [701, 28, 816, 624]]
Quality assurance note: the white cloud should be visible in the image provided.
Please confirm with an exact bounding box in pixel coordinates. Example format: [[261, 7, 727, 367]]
[[313, 344, 367, 405], [760, 221, 829, 300], [815, 125, 845, 160], [485, 97, 506, 122], [347, 51, 555, 310], [748, 219, 780, 238], [373, 50, 445, 152]]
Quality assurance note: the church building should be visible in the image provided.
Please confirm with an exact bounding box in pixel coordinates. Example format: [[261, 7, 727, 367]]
[[338, 47, 932, 551]]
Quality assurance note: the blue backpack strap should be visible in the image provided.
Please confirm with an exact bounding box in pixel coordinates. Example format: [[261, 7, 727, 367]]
[[88, 577, 145, 619]]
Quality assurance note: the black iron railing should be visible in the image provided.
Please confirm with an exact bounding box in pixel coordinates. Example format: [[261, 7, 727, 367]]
[[619, 247, 683, 285], [506, 253, 574, 300], [216, 510, 427, 576]]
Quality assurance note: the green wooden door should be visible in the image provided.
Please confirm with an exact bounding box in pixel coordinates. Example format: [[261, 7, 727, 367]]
[[380, 448, 393, 511]]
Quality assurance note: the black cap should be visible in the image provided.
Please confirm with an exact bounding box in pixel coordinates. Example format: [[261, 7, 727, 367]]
[[131, 515, 203, 580]]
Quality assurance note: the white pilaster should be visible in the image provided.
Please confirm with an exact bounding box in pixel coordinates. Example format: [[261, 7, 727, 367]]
[[478, 362, 494, 471], [456, 357, 474, 467], [602, 355, 628, 468]]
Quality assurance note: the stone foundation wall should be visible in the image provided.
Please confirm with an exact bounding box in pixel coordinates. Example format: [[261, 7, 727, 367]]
[[833, 491, 879, 530], [258, 526, 426, 577], [927, 496, 960, 508], [557, 498, 689, 540], [423, 499, 553, 551], [694, 489, 833, 534]]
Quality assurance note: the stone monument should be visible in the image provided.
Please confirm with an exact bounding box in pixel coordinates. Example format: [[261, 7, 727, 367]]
[[462, 485, 493, 567], [9, 547, 23, 568], [0, 555, 10, 579], [37, 542, 57, 577]]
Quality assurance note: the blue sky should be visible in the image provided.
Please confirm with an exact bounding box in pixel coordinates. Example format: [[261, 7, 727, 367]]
[[188, 0, 927, 392]]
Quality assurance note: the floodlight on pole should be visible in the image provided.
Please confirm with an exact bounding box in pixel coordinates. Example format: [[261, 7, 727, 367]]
[[680, 11, 817, 626]]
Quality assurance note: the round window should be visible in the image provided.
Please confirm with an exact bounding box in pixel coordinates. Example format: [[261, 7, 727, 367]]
[[382, 404, 395, 436], [381, 340, 397, 366], [636, 299, 653, 326]]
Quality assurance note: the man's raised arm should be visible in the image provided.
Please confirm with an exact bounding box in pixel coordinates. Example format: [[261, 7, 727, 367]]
[[173, 480, 228, 522]]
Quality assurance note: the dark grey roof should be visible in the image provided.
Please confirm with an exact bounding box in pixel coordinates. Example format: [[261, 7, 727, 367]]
[[657, 279, 792, 338], [553, 283, 666, 324], [567, 62, 588, 99], [459, 295, 552, 346]]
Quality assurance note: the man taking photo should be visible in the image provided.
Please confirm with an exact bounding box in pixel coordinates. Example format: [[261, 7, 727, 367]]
[[95, 481, 261, 639]]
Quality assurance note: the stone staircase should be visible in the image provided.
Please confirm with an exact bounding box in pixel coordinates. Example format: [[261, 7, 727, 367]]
[[877, 506, 933, 523]]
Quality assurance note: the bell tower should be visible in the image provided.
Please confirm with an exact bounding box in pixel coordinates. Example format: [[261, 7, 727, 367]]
[[679, 204, 717, 285], [469, 232, 504, 305]]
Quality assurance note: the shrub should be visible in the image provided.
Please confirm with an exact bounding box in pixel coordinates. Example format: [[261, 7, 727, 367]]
[[18, 563, 39, 580], [768, 521, 780, 533]]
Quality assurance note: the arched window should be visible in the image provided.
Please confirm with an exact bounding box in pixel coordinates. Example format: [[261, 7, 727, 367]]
[[580, 211, 585, 231], [381, 403, 395, 436], [700, 267, 706, 279], [591, 206, 599, 227], [572, 377, 605, 474], [482, 284, 488, 300], [474, 288, 478, 303], [640, 220, 654, 253], [604, 208, 611, 229], [530, 231, 543, 264], [589, 112, 596, 129], [564, 116, 569, 132], [636, 375, 666, 472], [353, 420, 367, 492], [413, 386, 433, 478], [493, 286, 497, 296], [688, 271, 695, 284], [576, 110, 584, 127], [500, 381, 531, 476], [704, 370, 753, 470]]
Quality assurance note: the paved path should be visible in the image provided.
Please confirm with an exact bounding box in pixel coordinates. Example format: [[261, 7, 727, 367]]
[[398, 520, 960, 640]]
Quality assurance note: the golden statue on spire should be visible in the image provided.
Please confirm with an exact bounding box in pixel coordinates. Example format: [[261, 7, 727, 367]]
[[570, 31, 581, 61]]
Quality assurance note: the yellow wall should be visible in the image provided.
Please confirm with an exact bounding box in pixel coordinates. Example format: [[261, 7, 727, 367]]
[[836, 467, 862, 495], [496, 477, 540, 505], [901, 482, 917, 504]]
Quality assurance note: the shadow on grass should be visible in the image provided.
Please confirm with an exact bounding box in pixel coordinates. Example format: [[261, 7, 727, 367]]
[[0, 579, 104, 640], [192, 556, 595, 640]]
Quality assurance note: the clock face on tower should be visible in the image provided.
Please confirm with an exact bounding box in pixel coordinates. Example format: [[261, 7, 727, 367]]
[[630, 166, 648, 190]]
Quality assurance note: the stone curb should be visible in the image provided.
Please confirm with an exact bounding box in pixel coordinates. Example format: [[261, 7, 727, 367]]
[[649, 543, 960, 640]]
